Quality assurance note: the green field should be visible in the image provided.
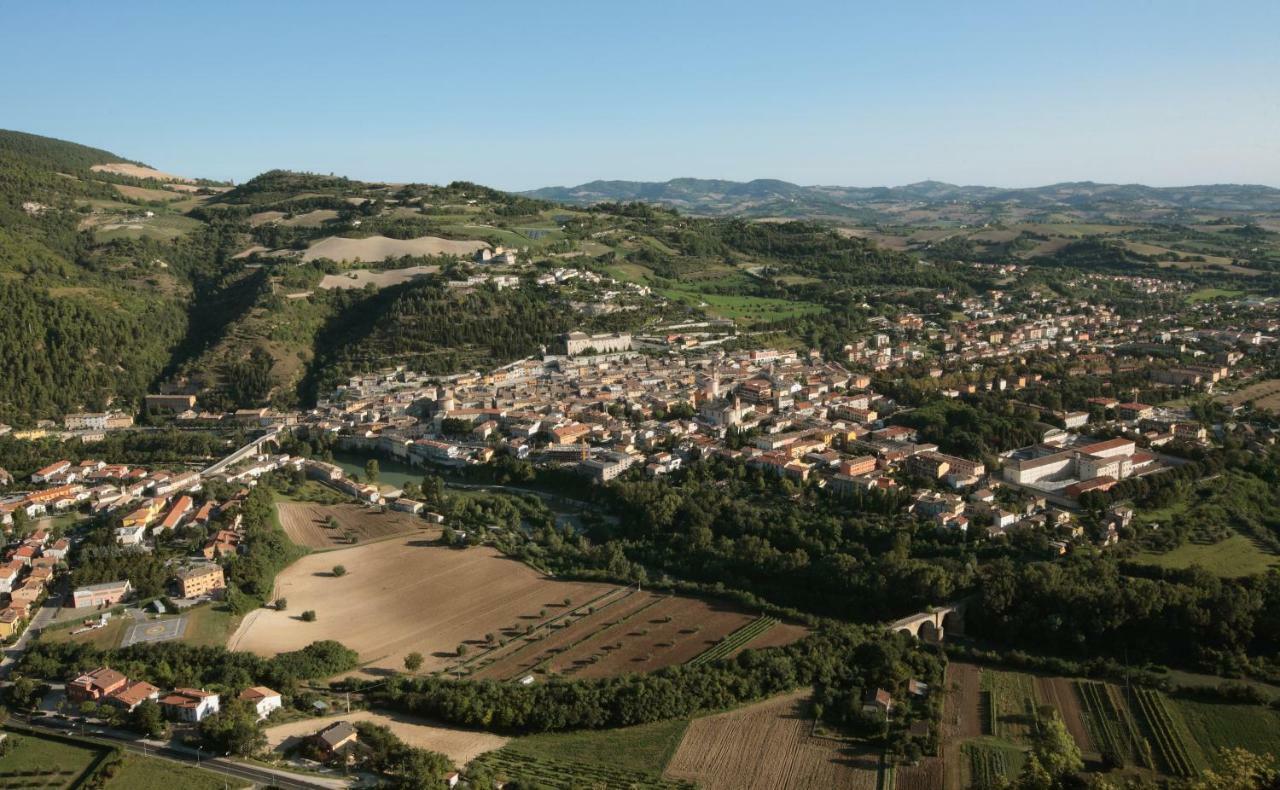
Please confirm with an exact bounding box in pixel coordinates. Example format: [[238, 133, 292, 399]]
[[1176, 700, 1280, 767], [1185, 287, 1245, 303], [470, 719, 691, 787], [1133, 533, 1278, 578], [102, 754, 228, 790], [0, 730, 101, 788], [963, 737, 1026, 789], [659, 288, 824, 324], [93, 213, 203, 242], [180, 603, 242, 648], [42, 616, 128, 649]]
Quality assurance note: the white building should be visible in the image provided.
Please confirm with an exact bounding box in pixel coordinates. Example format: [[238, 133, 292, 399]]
[[159, 688, 220, 722], [238, 686, 283, 720]]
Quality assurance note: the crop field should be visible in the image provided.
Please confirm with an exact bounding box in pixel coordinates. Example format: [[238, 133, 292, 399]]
[[1033, 676, 1093, 751], [1130, 688, 1204, 777], [265, 709, 507, 765], [476, 719, 689, 786], [463, 589, 799, 681], [664, 690, 881, 789], [276, 502, 424, 549], [981, 669, 1039, 741], [1075, 681, 1153, 770], [1176, 700, 1280, 769], [301, 234, 488, 262], [227, 536, 617, 675], [1219, 378, 1280, 412], [963, 739, 1025, 789]]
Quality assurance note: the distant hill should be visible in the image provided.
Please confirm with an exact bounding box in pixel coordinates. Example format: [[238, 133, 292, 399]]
[[523, 178, 1280, 223]]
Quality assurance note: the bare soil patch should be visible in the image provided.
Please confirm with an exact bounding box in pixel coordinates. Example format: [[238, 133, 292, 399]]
[[664, 690, 879, 789], [91, 162, 193, 182], [281, 209, 339, 228], [948, 662, 984, 739], [263, 709, 507, 765], [318, 265, 440, 290], [249, 211, 286, 227], [276, 502, 421, 549], [1035, 676, 1094, 752], [227, 537, 615, 676], [112, 183, 182, 202], [466, 591, 799, 682], [302, 235, 488, 263]]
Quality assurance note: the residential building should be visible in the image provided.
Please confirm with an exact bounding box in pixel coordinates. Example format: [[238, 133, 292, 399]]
[[239, 686, 283, 720], [176, 564, 225, 598], [159, 688, 220, 722]]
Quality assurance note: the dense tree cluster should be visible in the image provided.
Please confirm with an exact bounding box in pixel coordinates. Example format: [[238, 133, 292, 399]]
[[18, 638, 358, 693]]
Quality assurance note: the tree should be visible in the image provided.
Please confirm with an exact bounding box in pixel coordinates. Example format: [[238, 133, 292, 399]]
[[1021, 708, 1083, 786], [365, 459, 380, 484], [129, 700, 166, 738], [456, 644, 467, 657], [199, 699, 266, 756], [6, 676, 42, 709], [326, 516, 339, 530], [403, 652, 424, 672], [301, 610, 317, 622], [332, 565, 347, 577], [1186, 748, 1278, 790], [276, 597, 287, 611], [422, 474, 444, 504]]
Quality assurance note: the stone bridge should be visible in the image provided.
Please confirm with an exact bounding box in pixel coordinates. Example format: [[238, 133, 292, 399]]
[[200, 427, 283, 478], [888, 599, 971, 643]]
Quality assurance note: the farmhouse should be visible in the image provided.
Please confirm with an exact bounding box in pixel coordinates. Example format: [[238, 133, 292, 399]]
[[309, 720, 359, 760]]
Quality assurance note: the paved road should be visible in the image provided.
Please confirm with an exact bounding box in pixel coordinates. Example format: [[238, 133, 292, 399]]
[[0, 594, 62, 677], [21, 718, 348, 789]]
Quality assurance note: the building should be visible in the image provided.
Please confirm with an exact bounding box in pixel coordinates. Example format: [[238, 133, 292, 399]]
[[145, 394, 197, 413], [862, 688, 893, 716], [579, 454, 635, 483], [176, 564, 225, 598], [107, 680, 161, 712], [560, 331, 632, 356], [72, 580, 132, 609], [309, 720, 359, 760], [31, 461, 71, 484], [63, 412, 134, 432], [159, 688, 220, 722], [67, 667, 129, 703], [239, 686, 283, 720], [0, 608, 23, 638]]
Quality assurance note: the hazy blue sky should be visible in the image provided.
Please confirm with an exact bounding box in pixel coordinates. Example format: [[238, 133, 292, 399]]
[[3, 1, 1277, 189]]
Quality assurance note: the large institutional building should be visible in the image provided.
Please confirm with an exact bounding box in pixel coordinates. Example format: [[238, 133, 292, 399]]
[[560, 332, 632, 356]]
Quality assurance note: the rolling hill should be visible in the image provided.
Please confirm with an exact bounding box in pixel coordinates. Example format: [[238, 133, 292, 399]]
[[524, 178, 1280, 223]]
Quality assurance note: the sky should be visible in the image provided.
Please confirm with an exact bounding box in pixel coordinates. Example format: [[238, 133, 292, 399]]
[[2, 1, 1278, 190]]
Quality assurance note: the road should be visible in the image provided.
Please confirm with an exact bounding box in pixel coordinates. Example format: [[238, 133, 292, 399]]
[[21, 717, 349, 789], [0, 593, 62, 677]]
